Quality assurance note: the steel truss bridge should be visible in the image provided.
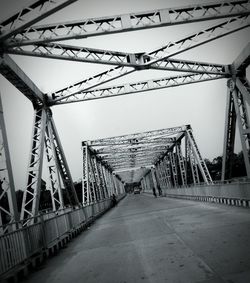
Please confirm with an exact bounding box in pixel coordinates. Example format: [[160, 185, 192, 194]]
[[0, 0, 250, 278]]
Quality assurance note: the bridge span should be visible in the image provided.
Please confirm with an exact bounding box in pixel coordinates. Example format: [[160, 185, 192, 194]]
[[0, 1, 250, 282], [19, 193, 250, 283]]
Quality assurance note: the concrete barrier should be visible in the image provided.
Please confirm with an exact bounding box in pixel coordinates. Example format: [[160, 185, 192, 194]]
[[165, 182, 250, 199], [143, 182, 250, 208]]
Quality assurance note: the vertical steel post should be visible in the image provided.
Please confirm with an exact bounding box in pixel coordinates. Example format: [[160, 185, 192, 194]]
[[21, 108, 47, 225], [176, 142, 187, 186], [0, 94, 18, 232], [221, 81, 237, 181], [82, 142, 89, 206], [186, 128, 213, 184], [232, 82, 250, 178], [186, 137, 200, 185], [45, 115, 64, 211], [169, 151, 178, 187], [49, 117, 80, 206]]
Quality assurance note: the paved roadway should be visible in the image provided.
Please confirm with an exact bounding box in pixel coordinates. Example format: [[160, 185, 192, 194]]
[[23, 194, 250, 283]]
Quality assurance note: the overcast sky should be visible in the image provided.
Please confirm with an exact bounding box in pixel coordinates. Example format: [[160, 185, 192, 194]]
[[0, 0, 249, 190]]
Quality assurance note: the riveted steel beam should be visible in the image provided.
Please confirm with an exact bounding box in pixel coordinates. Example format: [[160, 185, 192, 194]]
[[6, 0, 250, 46], [53, 73, 224, 105], [0, 54, 44, 107], [0, 0, 78, 42]]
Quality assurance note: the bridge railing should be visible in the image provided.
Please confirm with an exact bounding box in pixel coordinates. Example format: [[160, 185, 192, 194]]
[[0, 194, 126, 278]]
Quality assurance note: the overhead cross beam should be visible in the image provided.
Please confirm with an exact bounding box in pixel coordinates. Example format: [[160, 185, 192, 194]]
[[8, 15, 247, 69], [6, 43, 229, 76], [45, 15, 247, 104], [5, 0, 250, 46], [51, 73, 225, 105], [0, 0, 78, 42]]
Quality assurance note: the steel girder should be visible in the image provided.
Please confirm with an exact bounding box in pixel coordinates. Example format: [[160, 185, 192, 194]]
[[49, 116, 80, 206], [0, 54, 44, 107], [88, 126, 187, 144], [222, 84, 237, 180], [176, 142, 187, 186], [6, 16, 247, 68], [21, 109, 79, 225], [44, 115, 64, 211], [89, 137, 176, 147], [222, 43, 250, 180], [0, 95, 19, 233], [20, 108, 47, 225], [53, 73, 225, 105], [0, 0, 78, 42], [186, 137, 200, 185], [186, 129, 213, 184], [222, 78, 250, 179], [6, 43, 229, 75], [5, 0, 250, 46], [42, 14, 247, 104]]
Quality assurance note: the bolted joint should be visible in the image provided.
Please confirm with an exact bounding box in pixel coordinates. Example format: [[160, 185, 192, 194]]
[[46, 107, 53, 119], [227, 79, 235, 91], [228, 64, 237, 80]]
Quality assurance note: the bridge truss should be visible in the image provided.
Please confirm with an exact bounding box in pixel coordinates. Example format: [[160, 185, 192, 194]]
[[83, 124, 213, 203], [0, 0, 249, 230]]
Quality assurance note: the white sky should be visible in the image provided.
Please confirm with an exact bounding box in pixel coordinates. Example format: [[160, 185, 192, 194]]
[[0, 0, 249, 190]]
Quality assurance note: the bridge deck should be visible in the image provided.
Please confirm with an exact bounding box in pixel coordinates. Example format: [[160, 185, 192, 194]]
[[23, 194, 250, 283]]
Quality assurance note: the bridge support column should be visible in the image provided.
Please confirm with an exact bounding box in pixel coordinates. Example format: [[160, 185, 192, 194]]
[[176, 142, 187, 186], [0, 94, 18, 233], [45, 114, 64, 211], [186, 127, 213, 185], [20, 108, 47, 225], [222, 43, 250, 180]]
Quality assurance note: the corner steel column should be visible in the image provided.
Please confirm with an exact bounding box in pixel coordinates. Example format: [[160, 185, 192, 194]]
[[50, 117, 80, 207], [186, 137, 200, 185], [231, 80, 250, 177], [176, 142, 187, 186], [164, 155, 173, 188], [186, 128, 213, 184], [0, 94, 18, 232], [169, 151, 178, 187], [88, 154, 98, 203], [82, 143, 90, 206], [45, 117, 64, 211], [160, 159, 169, 189], [98, 162, 108, 199], [107, 169, 114, 196], [101, 166, 109, 199], [21, 108, 47, 225], [92, 156, 102, 200], [159, 161, 169, 192], [221, 82, 236, 181]]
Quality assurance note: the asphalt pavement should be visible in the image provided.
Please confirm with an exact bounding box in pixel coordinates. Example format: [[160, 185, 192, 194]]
[[23, 193, 250, 283]]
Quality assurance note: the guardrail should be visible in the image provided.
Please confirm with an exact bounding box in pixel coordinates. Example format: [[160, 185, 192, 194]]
[[0, 194, 126, 280]]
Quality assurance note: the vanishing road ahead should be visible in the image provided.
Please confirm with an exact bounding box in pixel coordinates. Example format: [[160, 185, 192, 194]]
[[23, 193, 250, 283]]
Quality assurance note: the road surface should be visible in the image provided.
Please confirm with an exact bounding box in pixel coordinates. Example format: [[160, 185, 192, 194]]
[[23, 193, 250, 283]]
